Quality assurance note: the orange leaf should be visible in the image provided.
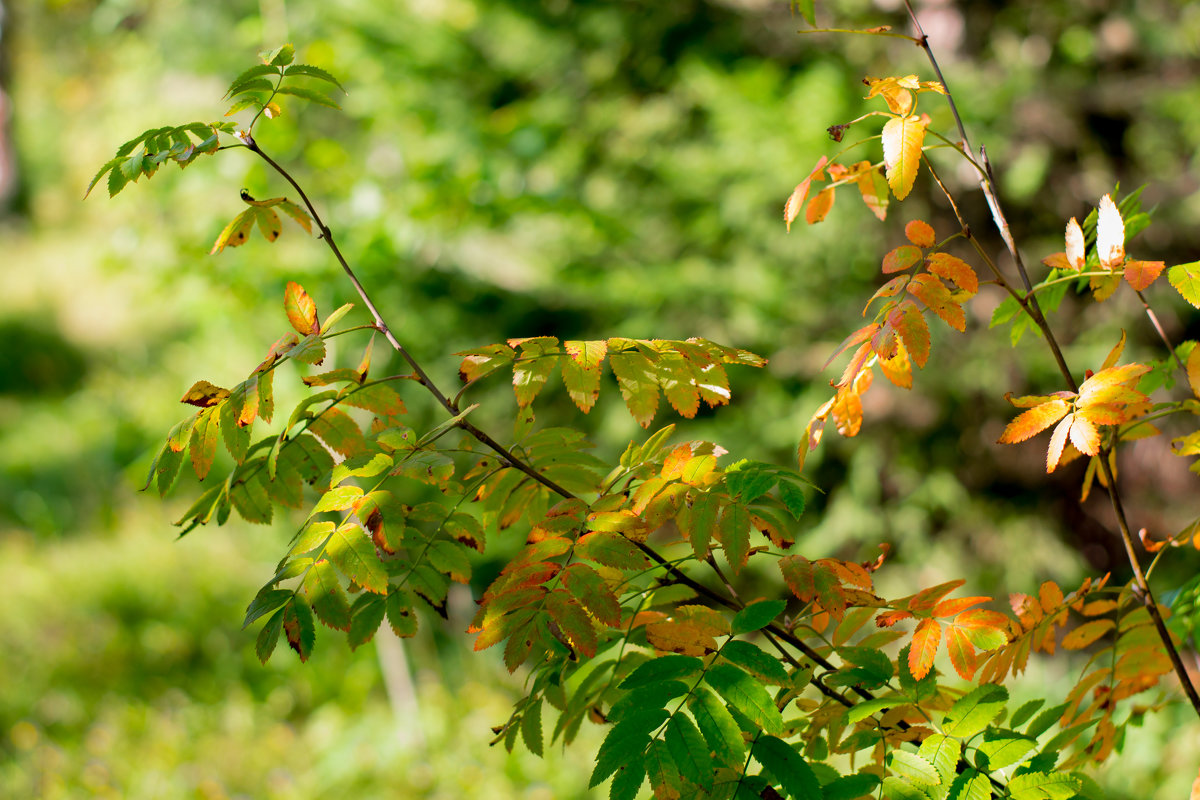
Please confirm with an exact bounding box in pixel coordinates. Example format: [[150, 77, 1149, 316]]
[[1090, 272, 1121, 302], [1046, 414, 1073, 473], [1096, 194, 1125, 269], [926, 253, 979, 295], [1062, 618, 1115, 650], [784, 156, 828, 231], [1077, 363, 1150, 405], [997, 398, 1071, 444], [823, 323, 881, 372], [891, 301, 930, 369], [905, 219, 936, 247], [1065, 217, 1085, 271], [864, 275, 910, 317], [932, 596, 990, 618], [907, 273, 964, 331], [831, 384, 865, 437], [1188, 344, 1200, 400], [1124, 260, 1165, 292], [944, 625, 977, 680], [882, 114, 927, 201], [1101, 330, 1126, 370], [878, 339, 912, 389], [864, 75, 919, 115], [908, 618, 941, 680], [883, 245, 923, 274], [877, 609, 914, 627], [1037, 581, 1064, 613], [285, 281, 320, 336], [806, 186, 836, 224], [855, 164, 890, 221], [909, 579, 966, 612]]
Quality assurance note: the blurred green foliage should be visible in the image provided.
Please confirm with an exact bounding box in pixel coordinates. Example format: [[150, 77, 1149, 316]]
[[3, 0, 1200, 796]]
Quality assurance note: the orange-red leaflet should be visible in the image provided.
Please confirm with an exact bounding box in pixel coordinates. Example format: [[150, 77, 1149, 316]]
[[997, 398, 1071, 444], [784, 155, 828, 232], [905, 219, 936, 248], [908, 618, 942, 680]]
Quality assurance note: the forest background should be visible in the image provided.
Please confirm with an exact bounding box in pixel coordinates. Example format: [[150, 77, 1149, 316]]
[[3, 0, 1200, 797]]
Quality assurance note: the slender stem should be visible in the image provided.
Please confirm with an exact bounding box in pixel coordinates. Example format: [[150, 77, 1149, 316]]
[[1137, 289, 1188, 375], [903, 3, 1200, 715]]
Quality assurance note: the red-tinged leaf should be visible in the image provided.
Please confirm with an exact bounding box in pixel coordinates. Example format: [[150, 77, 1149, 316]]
[[1062, 618, 1115, 650], [189, 406, 220, 480], [909, 580, 966, 613], [905, 219, 936, 247], [1010, 593, 1042, 629], [878, 338, 913, 390], [1170, 262, 1200, 308], [864, 276, 910, 317], [927, 253, 979, 295], [909, 618, 941, 680], [546, 589, 598, 658], [997, 398, 1071, 444], [561, 562, 621, 627], [823, 323, 881, 371], [1068, 416, 1101, 456], [806, 186, 835, 224], [945, 625, 977, 680], [932, 596, 990, 618], [876, 609, 914, 627], [1046, 414, 1072, 473], [891, 302, 930, 369], [1096, 194, 1125, 269], [1065, 217, 1086, 270], [907, 273, 965, 331], [882, 114, 927, 201], [560, 340, 608, 413], [309, 407, 368, 457], [457, 343, 516, 383], [784, 155, 828, 231], [284, 281, 320, 335], [1124, 260, 1164, 291], [883, 244, 922, 274], [180, 379, 231, 408], [855, 163, 890, 221], [575, 531, 652, 571], [1042, 252, 1072, 271], [1077, 363, 1150, 405]]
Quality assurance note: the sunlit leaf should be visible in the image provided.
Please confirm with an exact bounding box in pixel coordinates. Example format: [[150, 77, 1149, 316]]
[[1065, 217, 1085, 271], [882, 114, 927, 200], [1096, 194, 1125, 269], [905, 219, 935, 247], [1124, 260, 1164, 291], [997, 398, 1071, 444], [285, 281, 320, 336]]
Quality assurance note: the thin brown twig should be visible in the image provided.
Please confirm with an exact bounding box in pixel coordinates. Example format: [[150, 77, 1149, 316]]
[[902, 1, 1200, 716]]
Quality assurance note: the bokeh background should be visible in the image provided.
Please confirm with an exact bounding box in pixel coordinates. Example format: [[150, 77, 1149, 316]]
[[3, 0, 1200, 796]]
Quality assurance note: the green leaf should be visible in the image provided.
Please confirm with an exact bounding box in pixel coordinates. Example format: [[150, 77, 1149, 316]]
[[230, 469, 273, 524], [284, 63, 347, 92], [575, 531, 652, 571], [1169, 262, 1200, 308], [386, 587, 418, 638], [275, 85, 341, 109], [917, 734, 961, 786], [1009, 699, 1045, 729], [1007, 772, 1081, 800], [282, 596, 316, 661], [285, 333, 327, 365], [347, 592, 386, 649], [561, 562, 622, 628], [325, 522, 388, 593], [881, 776, 932, 800], [620, 654, 704, 689], [609, 754, 646, 800], [225, 64, 279, 96], [715, 502, 751, 573], [255, 607, 285, 664], [1025, 702, 1068, 738], [243, 588, 294, 629], [680, 490, 720, 561], [941, 684, 1007, 739], [332, 452, 394, 486], [731, 599, 786, 635], [844, 697, 896, 724], [945, 770, 990, 800], [310, 485, 364, 515], [778, 479, 807, 520], [521, 698, 544, 756], [720, 640, 790, 685], [889, 750, 939, 785], [975, 734, 1035, 771], [752, 735, 820, 799], [609, 682, 689, 722], [705, 663, 784, 735], [643, 739, 681, 795], [687, 686, 747, 768], [590, 708, 668, 787], [724, 460, 777, 503], [609, 350, 661, 428], [823, 773, 882, 800], [665, 714, 713, 790], [309, 406, 368, 456], [303, 559, 351, 631], [261, 44, 295, 66], [795, 0, 816, 26], [228, 77, 274, 97]]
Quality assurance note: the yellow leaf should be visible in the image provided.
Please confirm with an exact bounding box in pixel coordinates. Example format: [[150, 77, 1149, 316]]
[[882, 114, 927, 201], [1101, 330, 1126, 370], [1068, 416, 1100, 456], [1096, 194, 1125, 269], [1046, 414, 1073, 472]]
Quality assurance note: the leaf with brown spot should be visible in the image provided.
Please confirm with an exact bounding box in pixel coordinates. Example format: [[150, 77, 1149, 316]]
[[180, 379, 231, 408], [284, 281, 320, 335]]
